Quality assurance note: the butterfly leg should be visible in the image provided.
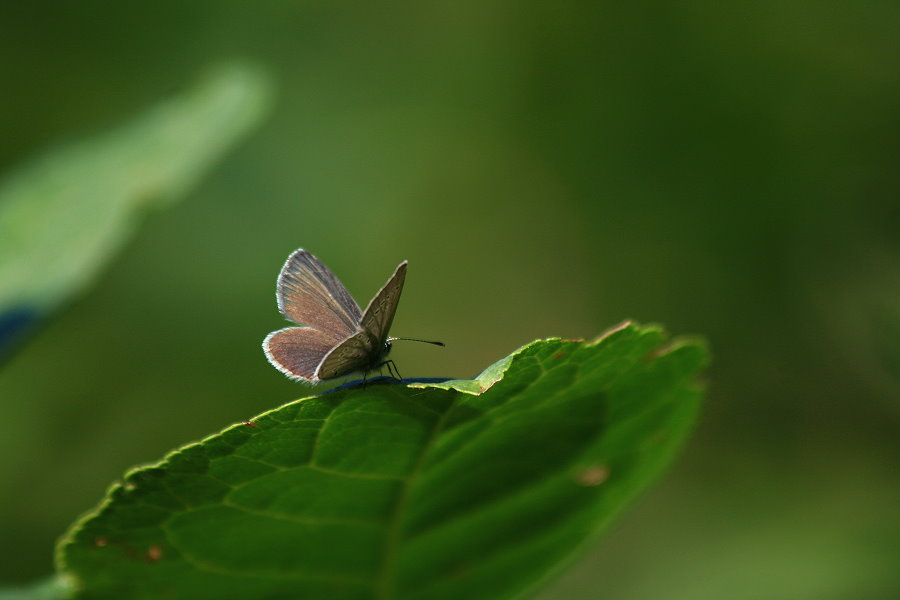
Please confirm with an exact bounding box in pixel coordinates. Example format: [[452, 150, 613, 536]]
[[384, 359, 402, 381]]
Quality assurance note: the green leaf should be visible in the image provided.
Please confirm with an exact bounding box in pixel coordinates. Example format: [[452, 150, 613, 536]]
[[0, 63, 272, 359], [0, 575, 71, 600], [56, 322, 708, 600]]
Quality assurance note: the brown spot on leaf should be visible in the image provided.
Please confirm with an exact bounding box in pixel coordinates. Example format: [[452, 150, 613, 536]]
[[576, 465, 610, 486], [95, 538, 159, 563], [552, 352, 565, 359], [146, 544, 163, 562], [242, 420, 258, 428]]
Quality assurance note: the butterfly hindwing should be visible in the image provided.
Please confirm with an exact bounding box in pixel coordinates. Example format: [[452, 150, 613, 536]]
[[276, 249, 362, 342], [316, 331, 378, 380], [263, 326, 336, 382]]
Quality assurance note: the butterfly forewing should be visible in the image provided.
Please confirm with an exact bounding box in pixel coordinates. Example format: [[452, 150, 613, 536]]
[[263, 327, 336, 382], [360, 261, 407, 345], [276, 249, 362, 342]]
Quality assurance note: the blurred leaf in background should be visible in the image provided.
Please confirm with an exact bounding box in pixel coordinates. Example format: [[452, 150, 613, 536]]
[[0, 1, 897, 598], [0, 63, 271, 360]]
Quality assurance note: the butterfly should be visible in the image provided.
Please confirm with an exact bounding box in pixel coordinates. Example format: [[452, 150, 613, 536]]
[[262, 249, 442, 383]]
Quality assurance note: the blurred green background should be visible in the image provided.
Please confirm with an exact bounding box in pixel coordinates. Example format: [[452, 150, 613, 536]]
[[1, 2, 897, 598]]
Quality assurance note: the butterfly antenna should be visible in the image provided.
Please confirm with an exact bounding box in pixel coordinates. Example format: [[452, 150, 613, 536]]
[[389, 337, 445, 347]]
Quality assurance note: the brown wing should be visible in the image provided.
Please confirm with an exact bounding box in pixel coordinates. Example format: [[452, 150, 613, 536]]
[[276, 249, 362, 342], [262, 327, 335, 383], [359, 261, 407, 345], [315, 331, 377, 380]]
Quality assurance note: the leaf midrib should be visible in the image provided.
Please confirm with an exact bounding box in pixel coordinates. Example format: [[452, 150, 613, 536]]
[[375, 388, 461, 600]]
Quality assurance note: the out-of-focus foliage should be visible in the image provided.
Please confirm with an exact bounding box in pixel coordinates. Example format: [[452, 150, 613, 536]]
[[0, 64, 270, 359], [0, 1, 897, 598]]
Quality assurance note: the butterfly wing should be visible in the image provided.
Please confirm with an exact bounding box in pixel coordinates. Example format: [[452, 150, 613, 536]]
[[315, 331, 378, 380], [275, 249, 363, 342], [266, 253, 407, 382], [359, 260, 407, 345], [262, 326, 337, 382]]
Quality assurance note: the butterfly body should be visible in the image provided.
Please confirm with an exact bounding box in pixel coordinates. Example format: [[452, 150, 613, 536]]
[[262, 249, 407, 383]]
